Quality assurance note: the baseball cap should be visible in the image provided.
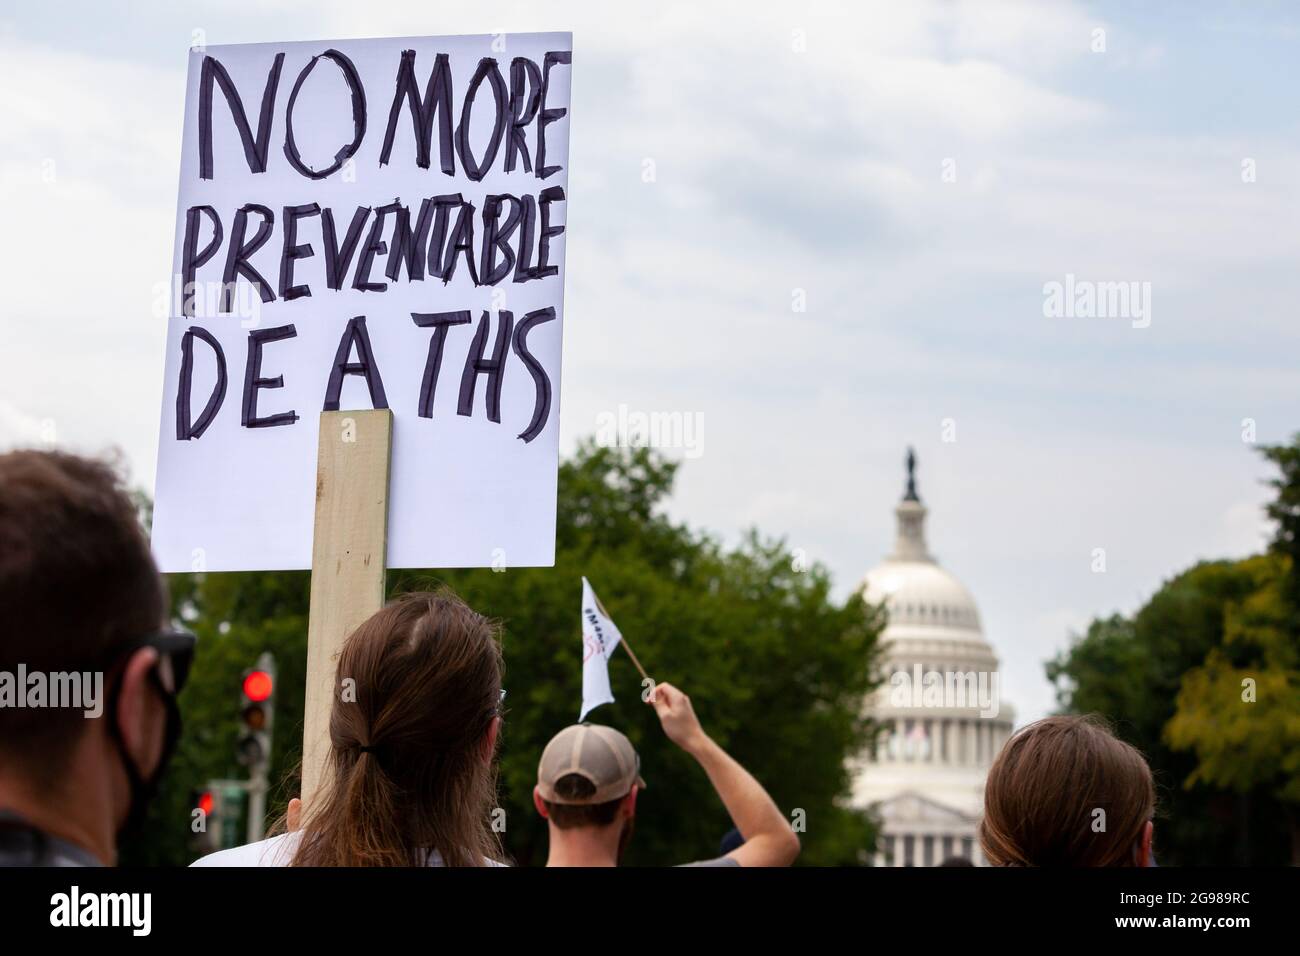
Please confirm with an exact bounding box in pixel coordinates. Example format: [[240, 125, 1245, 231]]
[[537, 724, 647, 805]]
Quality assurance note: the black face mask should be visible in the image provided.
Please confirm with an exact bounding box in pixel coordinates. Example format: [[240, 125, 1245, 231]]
[[103, 630, 195, 839], [107, 670, 183, 838]]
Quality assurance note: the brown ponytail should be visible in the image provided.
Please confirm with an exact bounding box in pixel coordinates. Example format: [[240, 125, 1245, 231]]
[[290, 589, 504, 866], [979, 714, 1155, 867]]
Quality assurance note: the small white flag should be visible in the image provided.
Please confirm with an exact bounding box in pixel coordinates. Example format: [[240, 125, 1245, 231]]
[[579, 577, 624, 721]]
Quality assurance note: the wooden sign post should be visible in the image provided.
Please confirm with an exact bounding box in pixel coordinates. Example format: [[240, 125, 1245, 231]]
[[301, 409, 394, 805]]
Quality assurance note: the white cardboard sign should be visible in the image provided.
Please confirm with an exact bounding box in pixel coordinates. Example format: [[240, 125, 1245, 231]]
[[151, 33, 572, 572]]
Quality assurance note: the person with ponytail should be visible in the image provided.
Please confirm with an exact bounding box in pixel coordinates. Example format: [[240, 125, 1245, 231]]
[[192, 589, 505, 867], [978, 714, 1157, 867]]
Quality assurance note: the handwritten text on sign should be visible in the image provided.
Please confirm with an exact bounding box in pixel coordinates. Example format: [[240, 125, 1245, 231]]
[[151, 33, 572, 572]]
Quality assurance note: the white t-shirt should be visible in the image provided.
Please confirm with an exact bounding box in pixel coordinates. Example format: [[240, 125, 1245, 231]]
[[190, 831, 504, 867]]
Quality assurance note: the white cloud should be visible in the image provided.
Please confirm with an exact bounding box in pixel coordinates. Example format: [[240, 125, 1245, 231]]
[[0, 398, 51, 447], [0, 35, 180, 485], [2, 0, 1297, 727]]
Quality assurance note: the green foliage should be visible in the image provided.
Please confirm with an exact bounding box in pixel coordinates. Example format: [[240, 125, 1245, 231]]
[[127, 440, 883, 866], [1048, 560, 1297, 864], [1260, 434, 1300, 617], [1165, 555, 1300, 804], [122, 572, 309, 866], [1048, 435, 1300, 865]]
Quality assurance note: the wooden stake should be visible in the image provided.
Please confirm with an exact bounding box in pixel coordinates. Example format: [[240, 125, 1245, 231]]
[[302, 409, 393, 805]]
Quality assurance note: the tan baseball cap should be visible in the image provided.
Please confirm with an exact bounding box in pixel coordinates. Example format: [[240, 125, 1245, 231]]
[[537, 724, 647, 805]]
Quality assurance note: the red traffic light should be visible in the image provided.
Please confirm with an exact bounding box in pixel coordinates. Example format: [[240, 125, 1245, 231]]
[[197, 791, 214, 817], [242, 669, 274, 702]]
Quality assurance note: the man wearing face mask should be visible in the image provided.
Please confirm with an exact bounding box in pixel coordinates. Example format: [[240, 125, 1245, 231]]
[[0, 450, 193, 867]]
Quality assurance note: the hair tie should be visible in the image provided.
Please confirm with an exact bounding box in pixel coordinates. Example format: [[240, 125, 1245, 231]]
[[358, 744, 378, 754]]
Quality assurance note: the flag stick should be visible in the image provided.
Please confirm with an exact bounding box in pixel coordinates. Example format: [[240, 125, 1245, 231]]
[[593, 592, 651, 683], [618, 633, 651, 683]]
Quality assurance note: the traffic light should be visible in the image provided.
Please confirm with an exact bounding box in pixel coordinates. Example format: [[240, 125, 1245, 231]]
[[189, 782, 247, 854], [189, 787, 217, 854], [236, 653, 276, 771]]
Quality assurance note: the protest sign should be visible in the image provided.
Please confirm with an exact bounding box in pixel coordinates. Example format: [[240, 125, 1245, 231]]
[[151, 32, 572, 572]]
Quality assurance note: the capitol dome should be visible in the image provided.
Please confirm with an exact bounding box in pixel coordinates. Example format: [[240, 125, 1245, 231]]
[[863, 562, 982, 633], [850, 449, 1015, 866]]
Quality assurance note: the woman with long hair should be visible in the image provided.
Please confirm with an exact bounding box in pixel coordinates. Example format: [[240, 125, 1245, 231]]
[[192, 589, 505, 867], [978, 714, 1156, 867]]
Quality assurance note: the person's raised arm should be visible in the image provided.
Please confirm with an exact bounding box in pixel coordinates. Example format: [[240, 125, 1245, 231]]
[[649, 681, 800, 867]]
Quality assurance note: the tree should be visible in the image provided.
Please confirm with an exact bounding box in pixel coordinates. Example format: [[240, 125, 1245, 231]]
[[1164, 555, 1300, 861], [1048, 559, 1297, 864], [1259, 434, 1300, 618], [127, 440, 884, 866], [123, 570, 310, 865], [1048, 434, 1300, 865], [1161, 436, 1300, 862]]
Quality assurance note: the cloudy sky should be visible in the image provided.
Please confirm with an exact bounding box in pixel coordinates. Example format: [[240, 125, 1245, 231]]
[[3, 1, 1299, 723]]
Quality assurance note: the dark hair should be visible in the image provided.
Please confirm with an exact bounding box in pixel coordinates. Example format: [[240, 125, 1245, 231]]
[[541, 773, 625, 829], [291, 590, 504, 866], [0, 451, 165, 779], [979, 714, 1155, 867]]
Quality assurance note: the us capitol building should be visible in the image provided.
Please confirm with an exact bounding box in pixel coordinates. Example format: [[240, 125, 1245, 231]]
[[852, 450, 1016, 866]]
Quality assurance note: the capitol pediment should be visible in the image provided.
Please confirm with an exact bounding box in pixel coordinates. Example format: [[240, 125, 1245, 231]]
[[874, 790, 976, 826]]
